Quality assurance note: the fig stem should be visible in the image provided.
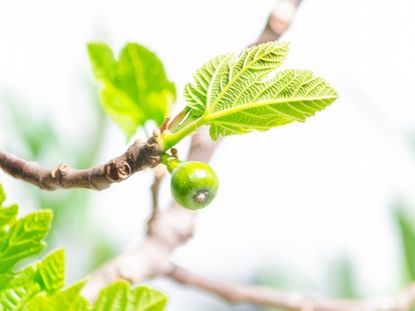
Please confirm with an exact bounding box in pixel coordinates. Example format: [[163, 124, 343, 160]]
[[160, 154, 182, 173], [160, 117, 206, 151]]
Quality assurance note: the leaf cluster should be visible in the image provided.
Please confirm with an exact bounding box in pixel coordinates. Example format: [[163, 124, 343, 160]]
[[0, 184, 167, 311], [88, 42, 338, 150]]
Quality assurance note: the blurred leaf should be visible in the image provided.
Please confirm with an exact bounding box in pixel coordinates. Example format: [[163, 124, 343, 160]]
[[256, 267, 312, 311], [0, 210, 52, 273], [74, 86, 107, 169], [0, 204, 18, 230], [89, 233, 118, 272], [88, 42, 176, 139], [24, 281, 90, 311], [37, 249, 65, 292], [407, 132, 415, 162], [94, 281, 167, 311], [0, 184, 18, 230], [328, 257, 359, 299], [393, 206, 415, 281], [0, 184, 5, 205]]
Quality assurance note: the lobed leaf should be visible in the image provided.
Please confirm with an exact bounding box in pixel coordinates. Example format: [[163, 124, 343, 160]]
[[0, 210, 52, 273], [94, 281, 129, 311], [0, 185, 18, 231], [0, 266, 41, 311], [0, 251, 67, 310], [128, 286, 167, 311], [0, 182, 168, 310], [0, 205, 18, 231], [23, 281, 89, 311], [184, 42, 338, 140], [37, 249, 65, 292], [94, 281, 167, 311], [88, 42, 176, 139]]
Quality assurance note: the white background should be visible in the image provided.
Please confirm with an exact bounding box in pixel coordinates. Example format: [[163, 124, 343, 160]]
[[1, 0, 415, 310]]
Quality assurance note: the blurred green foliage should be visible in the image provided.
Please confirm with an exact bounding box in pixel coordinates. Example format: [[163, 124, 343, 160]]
[[0, 91, 118, 280], [327, 257, 359, 299], [393, 201, 415, 283]]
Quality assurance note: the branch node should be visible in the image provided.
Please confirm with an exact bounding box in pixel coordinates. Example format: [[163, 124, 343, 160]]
[[51, 163, 70, 179], [116, 161, 132, 179], [152, 129, 161, 145], [105, 160, 131, 181], [149, 155, 160, 168], [51, 163, 70, 188]]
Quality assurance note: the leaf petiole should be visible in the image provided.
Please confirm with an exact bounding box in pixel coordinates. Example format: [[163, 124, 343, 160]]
[[167, 107, 191, 132], [160, 116, 206, 151]]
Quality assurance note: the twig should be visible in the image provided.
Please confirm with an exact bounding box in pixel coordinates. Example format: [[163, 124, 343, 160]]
[[167, 265, 415, 311], [0, 138, 161, 191], [150, 165, 165, 215], [255, 0, 303, 45]]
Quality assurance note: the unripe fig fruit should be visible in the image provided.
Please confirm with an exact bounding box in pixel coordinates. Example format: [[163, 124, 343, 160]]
[[164, 156, 219, 210]]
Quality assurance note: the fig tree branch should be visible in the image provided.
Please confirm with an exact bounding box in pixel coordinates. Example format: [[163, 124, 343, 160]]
[[256, 0, 303, 44], [0, 138, 161, 191], [168, 265, 415, 311], [150, 164, 166, 216]]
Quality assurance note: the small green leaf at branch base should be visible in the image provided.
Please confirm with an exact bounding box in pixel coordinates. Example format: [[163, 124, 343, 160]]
[[88, 42, 176, 140]]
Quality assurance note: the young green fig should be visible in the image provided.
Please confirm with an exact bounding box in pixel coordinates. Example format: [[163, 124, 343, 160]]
[[163, 155, 219, 210]]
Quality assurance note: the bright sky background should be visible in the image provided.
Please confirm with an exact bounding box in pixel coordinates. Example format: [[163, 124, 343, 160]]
[[1, 0, 415, 310]]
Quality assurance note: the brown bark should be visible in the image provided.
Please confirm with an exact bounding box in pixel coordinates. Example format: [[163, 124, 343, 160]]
[[169, 265, 415, 311], [0, 138, 161, 191]]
